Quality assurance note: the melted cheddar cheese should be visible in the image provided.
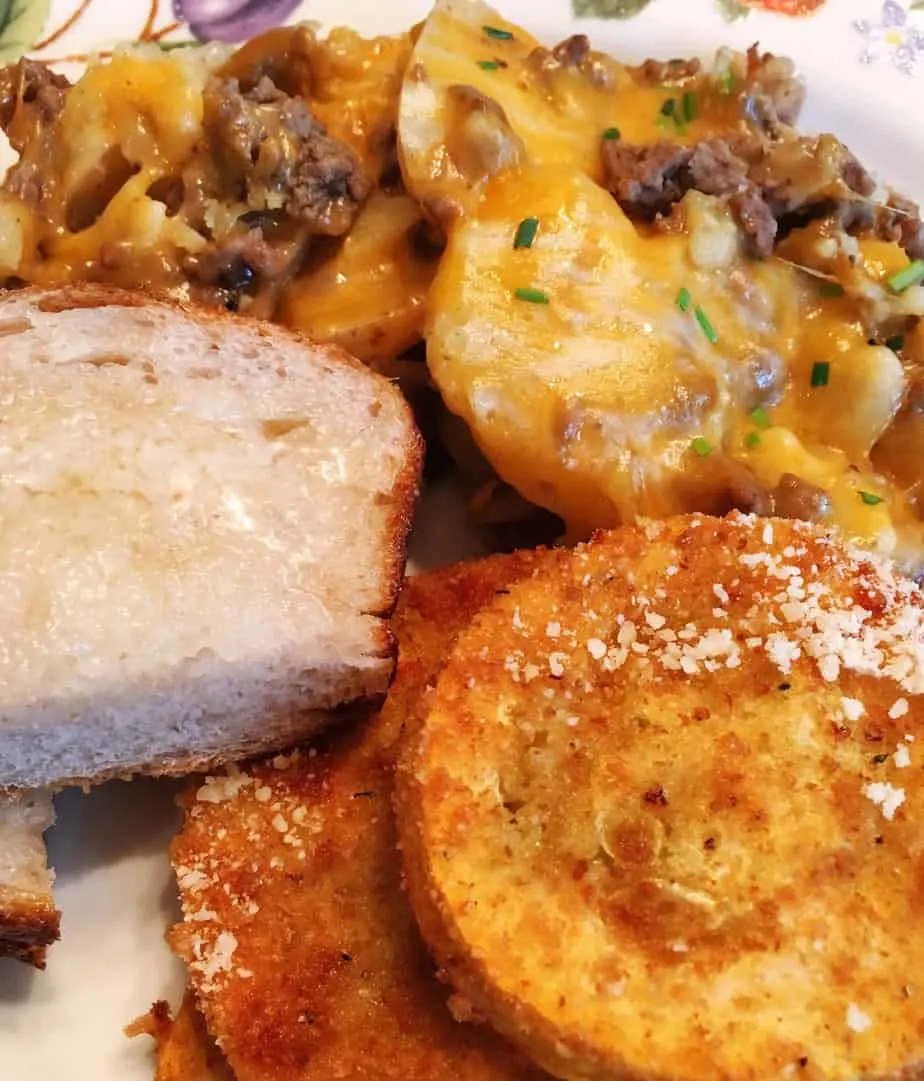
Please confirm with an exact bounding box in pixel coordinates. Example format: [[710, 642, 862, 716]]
[[427, 163, 923, 565], [399, 0, 748, 220]]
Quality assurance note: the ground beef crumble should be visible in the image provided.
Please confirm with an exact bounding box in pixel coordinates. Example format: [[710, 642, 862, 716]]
[[202, 74, 369, 236], [602, 129, 922, 262]]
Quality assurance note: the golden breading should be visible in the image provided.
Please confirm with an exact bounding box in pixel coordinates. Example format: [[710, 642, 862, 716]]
[[396, 514, 924, 1081], [168, 554, 554, 1081], [127, 993, 234, 1081]]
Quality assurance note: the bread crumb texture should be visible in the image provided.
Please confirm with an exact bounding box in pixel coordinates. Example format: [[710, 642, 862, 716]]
[[397, 513, 924, 1081], [169, 552, 552, 1081]]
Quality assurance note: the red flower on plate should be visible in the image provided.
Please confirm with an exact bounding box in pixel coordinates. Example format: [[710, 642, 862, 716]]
[[741, 0, 826, 14]]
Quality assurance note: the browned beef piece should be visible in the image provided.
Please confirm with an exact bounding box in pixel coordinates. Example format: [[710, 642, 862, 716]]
[[603, 136, 779, 256], [0, 60, 71, 204], [726, 467, 831, 522], [203, 74, 369, 236], [742, 46, 806, 133], [874, 193, 924, 262], [632, 57, 703, 83], [603, 130, 921, 261], [0, 59, 70, 153], [550, 34, 592, 68], [772, 473, 832, 521], [601, 141, 694, 221]]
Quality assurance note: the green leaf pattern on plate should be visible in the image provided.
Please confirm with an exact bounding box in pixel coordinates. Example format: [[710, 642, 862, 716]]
[[0, 0, 50, 62], [714, 0, 751, 20], [573, 0, 753, 18], [571, 0, 654, 16]]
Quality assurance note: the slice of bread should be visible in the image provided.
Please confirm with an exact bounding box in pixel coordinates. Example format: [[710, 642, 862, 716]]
[[0, 285, 422, 788], [0, 788, 59, 967]]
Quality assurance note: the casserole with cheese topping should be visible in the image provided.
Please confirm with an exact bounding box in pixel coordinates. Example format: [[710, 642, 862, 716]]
[[0, 0, 922, 571]]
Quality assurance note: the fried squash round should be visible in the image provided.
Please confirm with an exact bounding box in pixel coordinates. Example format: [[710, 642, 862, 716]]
[[396, 514, 924, 1081], [169, 553, 553, 1081]]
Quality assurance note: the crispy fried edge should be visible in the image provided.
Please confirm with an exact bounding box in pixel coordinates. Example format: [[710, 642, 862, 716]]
[[166, 551, 558, 1081]]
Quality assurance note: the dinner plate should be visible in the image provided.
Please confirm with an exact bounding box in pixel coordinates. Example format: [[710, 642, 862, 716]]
[[0, 0, 923, 1078]]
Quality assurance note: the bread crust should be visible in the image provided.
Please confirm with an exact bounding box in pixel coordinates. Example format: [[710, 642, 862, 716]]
[[168, 554, 555, 1081], [0, 284, 423, 788], [0, 889, 60, 968], [396, 514, 924, 1081]]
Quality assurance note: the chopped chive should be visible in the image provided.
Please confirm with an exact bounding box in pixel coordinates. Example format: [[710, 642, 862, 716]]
[[483, 24, 513, 39], [718, 71, 736, 93], [514, 286, 549, 305], [745, 431, 761, 450], [660, 98, 676, 117], [887, 259, 924, 294], [750, 406, 770, 429], [513, 217, 539, 250], [477, 60, 500, 71], [819, 282, 844, 298], [602, 126, 621, 140], [886, 335, 905, 352], [691, 437, 713, 458], [676, 286, 692, 313], [859, 490, 885, 506], [682, 90, 696, 122], [810, 361, 830, 388], [694, 305, 718, 344], [159, 39, 197, 50]]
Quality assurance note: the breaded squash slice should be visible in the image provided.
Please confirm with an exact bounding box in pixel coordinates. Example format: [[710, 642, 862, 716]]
[[397, 513, 924, 1081], [168, 554, 554, 1081]]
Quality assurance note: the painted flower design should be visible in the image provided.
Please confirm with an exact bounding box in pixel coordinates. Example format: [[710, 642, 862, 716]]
[[174, 0, 303, 42], [741, 0, 826, 12], [855, 1, 924, 74]]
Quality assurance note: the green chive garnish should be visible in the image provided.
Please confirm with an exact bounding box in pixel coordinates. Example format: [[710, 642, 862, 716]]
[[159, 39, 197, 50], [513, 217, 539, 250], [682, 90, 696, 122], [483, 24, 513, 39], [750, 406, 770, 429], [810, 361, 830, 388], [694, 306, 718, 344], [676, 287, 692, 313], [718, 72, 736, 93], [477, 60, 499, 71], [887, 259, 924, 294], [691, 437, 713, 458], [745, 431, 761, 450], [820, 282, 844, 298], [660, 98, 676, 117], [602, 126, 621, 140], [859, 490, 885, 506], [514, 286, 549, 304], [886, 335, 905, 352]]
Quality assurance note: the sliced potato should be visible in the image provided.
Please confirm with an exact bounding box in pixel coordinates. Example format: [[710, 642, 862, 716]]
[[426, 161, 923, 565], [398, 0, 748, 220], [426, 163, 802, 528], [309, 28, 413, 183], [278, 190, 437, 368]]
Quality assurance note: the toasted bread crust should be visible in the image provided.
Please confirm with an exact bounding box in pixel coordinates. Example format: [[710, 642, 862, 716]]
[[169, 554, 555, 1081], [396, 515, 924, 1081], [0, 889, 60, 968]]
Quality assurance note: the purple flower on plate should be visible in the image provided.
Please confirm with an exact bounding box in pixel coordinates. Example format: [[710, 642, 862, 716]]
[[854, 1, 924, 74], [174, 0, 303, 42]]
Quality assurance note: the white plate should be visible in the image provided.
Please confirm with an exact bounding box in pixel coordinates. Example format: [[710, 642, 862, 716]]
[[0, 0, 923, 1077]]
